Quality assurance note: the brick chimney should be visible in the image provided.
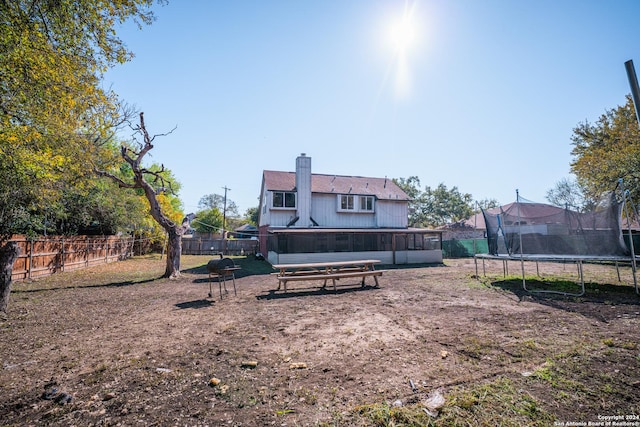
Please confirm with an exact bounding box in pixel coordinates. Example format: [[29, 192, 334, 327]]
[[295, 153, 312, 227]]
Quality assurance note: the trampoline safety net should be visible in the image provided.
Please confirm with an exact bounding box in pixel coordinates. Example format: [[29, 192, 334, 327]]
[[482, 193, 629, 257]]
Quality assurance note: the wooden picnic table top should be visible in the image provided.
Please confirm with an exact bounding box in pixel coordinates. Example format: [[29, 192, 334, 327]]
[[272, 259, 381, 270]]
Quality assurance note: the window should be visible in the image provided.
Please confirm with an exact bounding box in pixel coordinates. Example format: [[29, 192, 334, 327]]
[[338, 194, 374, 213], [272, 191, 296, 208], [360, 196, 374, 211], [340, 195, 355, 210]]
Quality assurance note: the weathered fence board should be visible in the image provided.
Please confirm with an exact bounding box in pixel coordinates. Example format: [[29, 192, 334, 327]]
[[10, 235, 134, 282]]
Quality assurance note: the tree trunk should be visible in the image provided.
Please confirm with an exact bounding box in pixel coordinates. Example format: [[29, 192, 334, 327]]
[[164, 228, 183, 278], [0, 241, 20, 319], [96, 113, 193, 278]]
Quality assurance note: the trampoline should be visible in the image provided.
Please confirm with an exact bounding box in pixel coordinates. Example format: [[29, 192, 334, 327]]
[[474, 188, 639, 297], [474, 253, 638, 296]]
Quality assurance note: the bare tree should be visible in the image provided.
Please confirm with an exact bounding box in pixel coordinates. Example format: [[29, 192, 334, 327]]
[[98, 112, 192, 278]]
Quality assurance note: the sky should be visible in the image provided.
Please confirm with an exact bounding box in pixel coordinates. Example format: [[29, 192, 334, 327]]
[[104, 0, 640, 215]]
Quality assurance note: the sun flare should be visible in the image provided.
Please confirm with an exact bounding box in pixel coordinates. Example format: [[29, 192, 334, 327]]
[[382, 1, 422, 99], [388, 12, 417, 55]]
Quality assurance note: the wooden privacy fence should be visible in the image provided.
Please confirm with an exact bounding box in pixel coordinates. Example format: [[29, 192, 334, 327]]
[[10, 235, 134, 282], [181, 238, 259, 256]]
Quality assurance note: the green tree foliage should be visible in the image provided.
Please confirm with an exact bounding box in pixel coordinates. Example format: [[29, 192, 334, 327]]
[[421, 183, 474, 227], [198, 193, 239, 218], [571, 95, 640, 202], [394, 177, 475, 227], [476, 198, 500, 212], [193, 208, 224, 234], [0, 0, 158, 239], [0, 0, 159, 315], [393, 176, 424, 226], [244, 207, 259, 226]]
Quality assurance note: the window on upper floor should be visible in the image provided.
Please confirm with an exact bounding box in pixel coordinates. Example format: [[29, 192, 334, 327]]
[[272, 191, 296, 209], [360, 196, 374, 211], [340, 195, 355, 211], [338, 194, 375, 213]]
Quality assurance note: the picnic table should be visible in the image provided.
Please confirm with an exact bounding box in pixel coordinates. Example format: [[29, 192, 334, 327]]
[[272, 259, 385, 292]]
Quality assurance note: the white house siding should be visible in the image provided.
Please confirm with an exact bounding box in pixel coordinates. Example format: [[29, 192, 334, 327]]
[[262, 193, 409, 229], [267, 249, 442, 265], [375, 200, 408, 228], [309, 194, 408, 228], [310, 194, 376, 228], [264, 208, 298, 227]]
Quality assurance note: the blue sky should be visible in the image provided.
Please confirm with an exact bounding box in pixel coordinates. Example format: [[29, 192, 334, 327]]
[[104, 0, 640, 215]]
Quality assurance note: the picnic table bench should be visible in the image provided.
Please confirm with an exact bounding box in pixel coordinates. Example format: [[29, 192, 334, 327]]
[[272, 259, 385, 292]]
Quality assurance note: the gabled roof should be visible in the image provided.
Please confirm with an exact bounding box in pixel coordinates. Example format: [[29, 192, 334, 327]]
[[235, 224, 257, 232], [262, 170, 410, 201]]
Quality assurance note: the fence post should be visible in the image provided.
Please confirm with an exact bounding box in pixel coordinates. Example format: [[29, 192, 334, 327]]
[[60, 238, 65, 272], [28, 239, 33, 280], [105, 237, 109, 263]]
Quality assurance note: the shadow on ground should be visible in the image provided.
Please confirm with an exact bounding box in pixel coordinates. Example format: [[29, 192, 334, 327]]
[[256, 283, 380, 300], [491, 278, 640, 322], [174, 299, 214, 310]]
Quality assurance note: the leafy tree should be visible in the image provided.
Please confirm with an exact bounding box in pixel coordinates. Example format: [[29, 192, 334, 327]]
[[245, 207, 259, 226], [570, 95, 640, 203], [420, 184, 474, 227], [476, 198, 500, 212], [393, 176, 424, 227], [198, 193, 239, 218], [193, 208, 224, 234], [394, 177, 475, 227], [0, 0, 159, 317], [393, 176, 422, 200]]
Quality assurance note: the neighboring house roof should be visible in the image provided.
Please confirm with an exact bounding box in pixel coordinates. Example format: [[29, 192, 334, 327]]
[[446, 202, 571, 231], [234, 224, 258, 232], [262, 170, 410, 201], [450, 201, 640, 231]]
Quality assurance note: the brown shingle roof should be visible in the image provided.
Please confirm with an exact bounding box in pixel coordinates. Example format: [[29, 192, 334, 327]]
[[262, 170, 410, 201]]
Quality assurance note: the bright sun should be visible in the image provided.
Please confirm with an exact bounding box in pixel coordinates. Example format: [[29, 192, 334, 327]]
[[388, 13, 417, 55], [382, 1, 422, 99]]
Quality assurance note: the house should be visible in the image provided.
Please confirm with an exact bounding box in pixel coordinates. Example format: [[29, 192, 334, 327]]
[[231, 224, 258, 239], [257, 154, 443, 264]]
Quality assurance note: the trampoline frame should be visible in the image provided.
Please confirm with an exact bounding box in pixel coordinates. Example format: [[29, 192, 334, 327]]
[[475, 187, 640, 297], [474, 253, 639, 297]]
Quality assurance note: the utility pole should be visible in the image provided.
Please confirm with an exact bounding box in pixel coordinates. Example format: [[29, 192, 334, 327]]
[[222, 186, 230, 234], [222, 186, 230, 254]]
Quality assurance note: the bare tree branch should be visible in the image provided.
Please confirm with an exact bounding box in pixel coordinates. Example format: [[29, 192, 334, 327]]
[[96, 111, 190, 278]]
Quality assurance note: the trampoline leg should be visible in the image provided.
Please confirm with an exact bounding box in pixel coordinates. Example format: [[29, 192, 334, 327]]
[[474, 257, 478, 277], [577, 260, 585, 296], [232, 273, 237, 296]]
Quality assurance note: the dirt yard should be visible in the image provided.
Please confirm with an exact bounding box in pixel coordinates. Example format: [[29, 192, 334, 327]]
[[1, 255, 639, 426]]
